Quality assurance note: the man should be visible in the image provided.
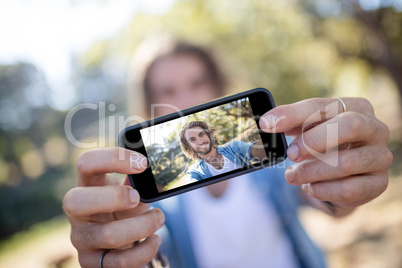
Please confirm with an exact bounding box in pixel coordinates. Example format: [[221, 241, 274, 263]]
[[63, 40, 392, 268], [178, 120, 266, 183]]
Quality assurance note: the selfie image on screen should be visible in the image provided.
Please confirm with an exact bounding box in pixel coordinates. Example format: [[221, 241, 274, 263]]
[[140, 97, 268, 192]]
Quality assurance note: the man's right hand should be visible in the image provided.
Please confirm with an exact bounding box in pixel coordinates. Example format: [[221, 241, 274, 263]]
[[63, 147, 165, 268]]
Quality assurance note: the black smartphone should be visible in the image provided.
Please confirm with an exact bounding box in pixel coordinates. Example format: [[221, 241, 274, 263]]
[[119, 88, 287, 203]]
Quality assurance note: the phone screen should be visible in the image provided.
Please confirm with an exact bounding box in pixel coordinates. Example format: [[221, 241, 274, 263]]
[[139, 97, 268, 193]]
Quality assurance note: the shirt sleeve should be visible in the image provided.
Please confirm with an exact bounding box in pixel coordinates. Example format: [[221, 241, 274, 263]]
[[185, 174, 199, 184], [232, 140, 258, 159], [185, 165, 202, 182]]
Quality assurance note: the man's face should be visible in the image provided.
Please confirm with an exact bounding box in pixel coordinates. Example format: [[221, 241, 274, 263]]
[[184, 126, 212, 155], [147, 55, 220, 117]]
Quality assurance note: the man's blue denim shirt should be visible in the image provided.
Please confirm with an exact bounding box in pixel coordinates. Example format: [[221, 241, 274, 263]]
[[154, 137, 327, 268], [155, 156, 327, 268], [186, 140, 258, 181]]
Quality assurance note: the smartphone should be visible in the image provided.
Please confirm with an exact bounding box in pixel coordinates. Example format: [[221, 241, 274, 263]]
[[119, 88, 287, 203]]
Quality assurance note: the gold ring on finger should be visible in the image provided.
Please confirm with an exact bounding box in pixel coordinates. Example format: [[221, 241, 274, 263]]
[[334, 97, 347, 113]]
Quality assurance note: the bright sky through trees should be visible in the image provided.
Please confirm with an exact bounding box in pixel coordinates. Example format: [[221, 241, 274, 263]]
[[0, 0, 175, 109]]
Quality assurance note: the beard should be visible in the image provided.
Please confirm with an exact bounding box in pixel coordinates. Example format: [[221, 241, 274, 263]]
[[195, 142, 212, 155]]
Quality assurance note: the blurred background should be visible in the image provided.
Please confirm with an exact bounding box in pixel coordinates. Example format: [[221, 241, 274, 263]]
[[0, 0, 401, 267]]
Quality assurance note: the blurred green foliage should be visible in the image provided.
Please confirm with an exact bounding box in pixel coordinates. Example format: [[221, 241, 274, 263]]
[[93, 0, 401, 106], [0, 63, 75, 239]]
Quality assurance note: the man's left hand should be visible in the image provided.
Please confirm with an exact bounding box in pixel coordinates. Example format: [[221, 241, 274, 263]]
[[260, 97, 393, 217]]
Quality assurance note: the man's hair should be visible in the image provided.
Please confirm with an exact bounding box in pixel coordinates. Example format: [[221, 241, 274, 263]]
[[128, 37, 227, 119], [178, 121, 219, 160]]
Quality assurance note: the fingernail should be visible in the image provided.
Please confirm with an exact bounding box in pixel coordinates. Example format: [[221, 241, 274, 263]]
[[130, 152, 145, 170], [260, 114, 278, 131], [129, 189, 138, 204], [285, 166, 294, 183], [156, 209, 165, 227], [301, 183, 312, 195], [287, 144, 299, 161]]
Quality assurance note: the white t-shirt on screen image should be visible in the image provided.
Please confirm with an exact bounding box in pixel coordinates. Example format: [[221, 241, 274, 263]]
[[183, 173, 299, 268], [205, 155, 242, 176]]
